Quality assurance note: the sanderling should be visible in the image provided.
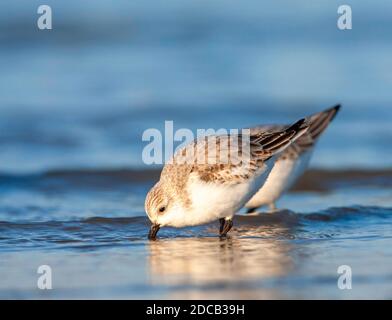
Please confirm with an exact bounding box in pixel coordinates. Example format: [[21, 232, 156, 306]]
[[145, 118, 308, 239], [245, 104, 341, 213]]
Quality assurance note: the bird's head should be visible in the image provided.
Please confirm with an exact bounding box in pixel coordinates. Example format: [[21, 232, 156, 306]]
[[145, 182, 183, 239]]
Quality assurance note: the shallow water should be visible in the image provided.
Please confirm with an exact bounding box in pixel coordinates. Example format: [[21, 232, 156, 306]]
[[0, 170, 392, 299], [1, 0, 392, 299]]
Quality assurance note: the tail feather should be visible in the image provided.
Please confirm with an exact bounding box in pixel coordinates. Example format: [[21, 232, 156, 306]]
[[307, 104, 341, 140], [294, 104, 341, 151]]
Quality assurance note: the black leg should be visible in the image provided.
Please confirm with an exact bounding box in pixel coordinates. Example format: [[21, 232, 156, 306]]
[[219, 218, 233, 237], [219, 218, 225, 234]]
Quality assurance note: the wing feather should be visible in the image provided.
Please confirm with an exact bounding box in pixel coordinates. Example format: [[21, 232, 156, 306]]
[[165, 119, 308, 185]]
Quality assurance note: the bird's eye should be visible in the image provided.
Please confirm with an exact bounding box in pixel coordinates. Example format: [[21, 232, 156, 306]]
[[159, 206, 166, 213]]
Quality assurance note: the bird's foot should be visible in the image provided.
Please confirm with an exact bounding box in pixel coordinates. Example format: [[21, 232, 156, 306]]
[[246, 207, 258, 214], [219, 218, 233, 237]]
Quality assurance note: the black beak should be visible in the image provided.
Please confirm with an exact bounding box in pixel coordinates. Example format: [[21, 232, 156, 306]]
[[148, 224, 160, 240]]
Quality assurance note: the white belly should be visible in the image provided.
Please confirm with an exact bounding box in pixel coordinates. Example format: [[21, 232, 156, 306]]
[[245, 150, 312, 209], [175, 163, 273, 227]]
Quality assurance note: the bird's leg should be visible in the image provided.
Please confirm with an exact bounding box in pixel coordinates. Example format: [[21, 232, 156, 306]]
[[219, 218, 225, 234], [268, 202, 277, 212], [219, 217, 233, 237]]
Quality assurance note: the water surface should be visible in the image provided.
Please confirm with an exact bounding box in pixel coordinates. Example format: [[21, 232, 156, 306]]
[[0, 0, 392, 299], [1, 170, 392, 299]]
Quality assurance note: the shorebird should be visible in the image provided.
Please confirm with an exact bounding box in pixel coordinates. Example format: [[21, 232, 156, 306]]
[[145, 118, 309, 239], [245, 104, 341, 213]]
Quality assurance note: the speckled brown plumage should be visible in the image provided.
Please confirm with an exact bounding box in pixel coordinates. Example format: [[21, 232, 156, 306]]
[[154, 119, 307, 208]]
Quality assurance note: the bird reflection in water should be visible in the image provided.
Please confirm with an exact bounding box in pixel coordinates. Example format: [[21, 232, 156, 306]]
[[147, 220, 298, 298]]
